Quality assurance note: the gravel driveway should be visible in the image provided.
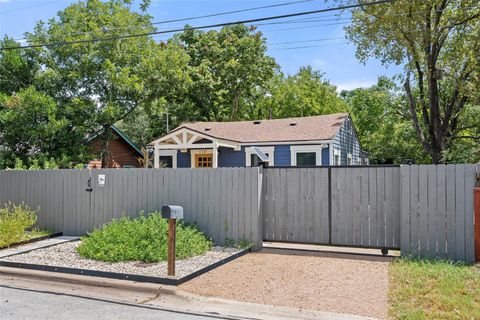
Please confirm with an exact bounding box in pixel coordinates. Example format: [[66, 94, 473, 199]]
[[180, 249, 390, 319]]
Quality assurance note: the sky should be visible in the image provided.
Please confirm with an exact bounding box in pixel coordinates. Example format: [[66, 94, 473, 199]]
[[0, 0, 402, 91]]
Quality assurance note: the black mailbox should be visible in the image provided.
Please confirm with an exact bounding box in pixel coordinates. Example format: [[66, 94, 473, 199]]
[[161, 205, 184, 219]]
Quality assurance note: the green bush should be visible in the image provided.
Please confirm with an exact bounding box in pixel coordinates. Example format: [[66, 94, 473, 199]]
[[77, 212, 212, 263], [0, 203, 38, 248]]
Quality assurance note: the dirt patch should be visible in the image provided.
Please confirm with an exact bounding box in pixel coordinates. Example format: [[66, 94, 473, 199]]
[[180, 250, 390, 319]]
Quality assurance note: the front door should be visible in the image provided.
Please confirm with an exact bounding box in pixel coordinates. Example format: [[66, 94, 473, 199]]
[[195, 153, 213, 168]]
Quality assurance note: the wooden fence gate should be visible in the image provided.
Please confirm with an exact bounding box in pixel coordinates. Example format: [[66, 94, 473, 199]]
[[262, 166, 401, 250]]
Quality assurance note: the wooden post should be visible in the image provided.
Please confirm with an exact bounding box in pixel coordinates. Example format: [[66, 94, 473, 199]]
[[167, 218, 176, 276]]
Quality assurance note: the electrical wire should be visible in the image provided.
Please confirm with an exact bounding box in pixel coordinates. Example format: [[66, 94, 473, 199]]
[[268, 42, 349, 50], [0, 0, 393, 51], [0, 0, 61, 15]]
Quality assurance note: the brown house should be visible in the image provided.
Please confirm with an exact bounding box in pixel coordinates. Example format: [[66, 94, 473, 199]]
[[88, 125, 143, 168]]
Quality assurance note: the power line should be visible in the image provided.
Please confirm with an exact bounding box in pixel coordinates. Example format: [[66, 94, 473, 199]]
[[8, 3, 480, 43], [268, 42, 349, 50], [152, 0, 321, 25], [0, 0, 393, 51], [268, 36, 345, 45], [11, 0, 323, 41], [259, 22, 348, 33], [0, 0, 61, 15]]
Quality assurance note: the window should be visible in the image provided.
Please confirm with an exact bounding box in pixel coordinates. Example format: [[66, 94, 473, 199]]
[[333, 149, 341, 166], [347, 153, 353, 165], [250, 153, 270, 167], [296, 152, 316, 166], [156, 150, 177, 168], [195, 154, 213, 168], [246, 147, 274, 166], [159, 156, 173, 168], [290, 145, 325, 166]]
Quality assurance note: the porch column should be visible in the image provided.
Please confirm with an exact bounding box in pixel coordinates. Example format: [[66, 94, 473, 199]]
[[154, 145, 160, 169], [212, 142, 218, 168]]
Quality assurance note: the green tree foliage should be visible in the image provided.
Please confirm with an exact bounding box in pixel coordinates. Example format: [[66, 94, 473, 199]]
[[173, 25, 278, 121], [256, 66, 347, 119], [342, 77, 429, 164], [0, 87, 88, 168], [338, 0, 480, 163], [26, 0, 158, 167], [0, 37, 38, 95]]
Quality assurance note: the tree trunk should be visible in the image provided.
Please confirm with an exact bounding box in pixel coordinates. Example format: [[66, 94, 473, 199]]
[[100, 125, 109, 168]]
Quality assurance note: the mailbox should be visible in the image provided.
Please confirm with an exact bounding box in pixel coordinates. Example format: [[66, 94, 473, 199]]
[[161, 205, 184, 220]]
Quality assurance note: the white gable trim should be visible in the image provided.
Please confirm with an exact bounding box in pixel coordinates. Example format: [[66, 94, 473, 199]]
[[151, 127, 240, 151]]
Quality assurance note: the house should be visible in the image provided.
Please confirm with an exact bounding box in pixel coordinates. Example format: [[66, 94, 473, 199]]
[[88, 125, 143, 168], [148, 113, 368, 168]]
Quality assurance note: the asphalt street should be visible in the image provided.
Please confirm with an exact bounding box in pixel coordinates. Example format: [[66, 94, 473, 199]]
[[0, 286, 225, 320]]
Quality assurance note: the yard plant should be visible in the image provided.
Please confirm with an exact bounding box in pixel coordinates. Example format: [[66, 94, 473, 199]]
[[389, 258, 480, 319], [77, 212, 212, 263], [0, 203, 38, 248]]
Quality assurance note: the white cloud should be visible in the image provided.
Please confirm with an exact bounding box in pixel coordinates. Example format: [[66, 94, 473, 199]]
[[0, 0, 12, 3], [334, 80, 376, 92]]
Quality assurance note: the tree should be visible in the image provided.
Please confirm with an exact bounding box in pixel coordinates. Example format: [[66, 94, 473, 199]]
[[0, 87, 88, 168], [26, 0, 157, 167], [174, 25, 278, 121], [256, 66, 347, 119], [0, 37, 38, 94], [340, 0, 480, 163], [341, 77, 429, 163]]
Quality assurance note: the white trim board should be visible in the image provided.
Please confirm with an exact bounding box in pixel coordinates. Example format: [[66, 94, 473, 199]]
[[159, 150, 177, 168]]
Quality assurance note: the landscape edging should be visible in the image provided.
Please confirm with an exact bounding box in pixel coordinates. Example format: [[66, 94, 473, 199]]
[[0, 247, 249, 286]]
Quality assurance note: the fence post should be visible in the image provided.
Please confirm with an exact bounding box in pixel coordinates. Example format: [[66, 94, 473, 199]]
[[328, 167, 332, 245], [475, 187, 480, 262]]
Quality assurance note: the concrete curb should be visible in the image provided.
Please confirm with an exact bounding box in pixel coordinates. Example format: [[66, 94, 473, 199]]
[[0, 266, 170, 294]]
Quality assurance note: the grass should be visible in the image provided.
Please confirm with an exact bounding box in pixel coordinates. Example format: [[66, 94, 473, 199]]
[[77, 212, 213, 263], [389, 258, 480, 320]]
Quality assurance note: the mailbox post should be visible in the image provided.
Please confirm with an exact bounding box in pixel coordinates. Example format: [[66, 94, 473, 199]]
[[161, 205, 183, 276]]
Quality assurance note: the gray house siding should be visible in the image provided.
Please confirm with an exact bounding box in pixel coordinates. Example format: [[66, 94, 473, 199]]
[[331, 116, 365, 165]]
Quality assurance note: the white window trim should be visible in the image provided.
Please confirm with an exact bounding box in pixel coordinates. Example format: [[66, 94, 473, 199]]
[[333, 149, 341, 166], [190, 149, 215, 168], [245, 146, 275, 167], [347, 153, 353, 166], [158, 149, 177, 168], [290, 145, 325, 166]]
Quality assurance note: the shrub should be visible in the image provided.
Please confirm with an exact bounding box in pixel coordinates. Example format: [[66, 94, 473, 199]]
[[77, 212, 212, 263], [0, 203, 38, 248]]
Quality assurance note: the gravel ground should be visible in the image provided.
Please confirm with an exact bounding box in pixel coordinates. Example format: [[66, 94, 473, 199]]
[[1, 241, 241, 279], [180, 251, 390, 319]]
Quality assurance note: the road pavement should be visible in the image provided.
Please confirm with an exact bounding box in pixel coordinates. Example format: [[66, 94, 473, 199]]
[[0, 285, 222, 320]]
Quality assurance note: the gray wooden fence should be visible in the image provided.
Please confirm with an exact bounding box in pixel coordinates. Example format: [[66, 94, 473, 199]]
[[263, 165, 477, 263], [263, 168, 330, 244], [263, 166, 401, 249], [400, 165, 477, 263], [0, 165, 477, 262], [0, 168, 263, 249], [331, 166, 401, 248]]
